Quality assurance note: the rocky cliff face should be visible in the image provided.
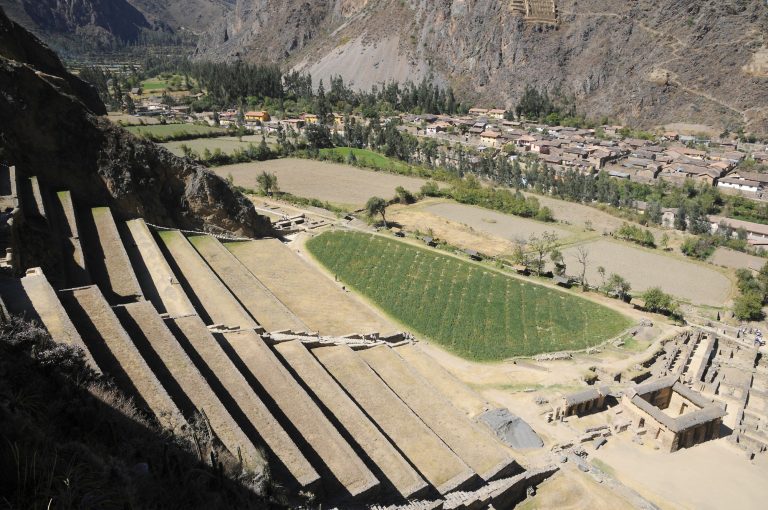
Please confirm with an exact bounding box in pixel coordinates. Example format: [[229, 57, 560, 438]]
[[0, 0, 151, 44], [0, 7, 272, 243], [198, 0, 768, 134]]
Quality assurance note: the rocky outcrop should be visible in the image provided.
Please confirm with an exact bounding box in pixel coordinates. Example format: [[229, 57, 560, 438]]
[[0, 7, 272, 257], [198, 0, 768, 134]]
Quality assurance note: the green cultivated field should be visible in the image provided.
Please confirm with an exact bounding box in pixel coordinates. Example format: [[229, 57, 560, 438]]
[[307, 231, 631, 361], [319, 148, 413, 173]]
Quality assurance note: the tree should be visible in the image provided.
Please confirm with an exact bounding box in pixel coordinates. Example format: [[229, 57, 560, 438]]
[[420, 181, 440, 197], [734, 291, 765, 321], [597, 266, 606, 291], [674, 206, 687, 231], [575, 246, 589, 288], [660, 233, 670, 251], [511, 239, 529, 268], [607, 273, 631, 301], [395, 186, 415, 204], [529, 231, 558, 275], [641, 287, 680, 317], [305, 123, 333, 149], [550, 249, 565, 276], [366, 196, 388, 227], [123, 93, 136, 114], [256, 171, 278, 195]]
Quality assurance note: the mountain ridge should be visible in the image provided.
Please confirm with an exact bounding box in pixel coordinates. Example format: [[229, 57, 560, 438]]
[[197, 0, 768, 134]]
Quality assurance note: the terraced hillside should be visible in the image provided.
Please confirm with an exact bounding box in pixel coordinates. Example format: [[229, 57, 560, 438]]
[[306, 230, 632, 361], [0, 167, 555, 507]]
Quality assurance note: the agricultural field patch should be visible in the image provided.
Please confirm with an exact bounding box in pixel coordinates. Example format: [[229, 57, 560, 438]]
[[161, 135, 275, 157], [423, 202, 572, 242], [709, 247, 766, 272], [318, 148, 414, 173], [306, 231, 631, 361], [125, 123, 225, 138], [561, 239, 732, 307], [213, 158, 428, 208]]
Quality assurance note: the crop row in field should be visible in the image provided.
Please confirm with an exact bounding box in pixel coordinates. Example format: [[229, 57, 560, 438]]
[[306, 231, 631, 361]]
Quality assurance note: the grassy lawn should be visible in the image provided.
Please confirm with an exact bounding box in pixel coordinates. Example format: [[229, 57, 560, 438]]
[[125, 123, 225, 138], [306, 231, 631, 361], [141, 79, 168, 92], [319, 148, 413, 173]]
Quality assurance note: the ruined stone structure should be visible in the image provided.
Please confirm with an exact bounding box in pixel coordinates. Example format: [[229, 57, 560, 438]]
[[510, 0, 558, 24], [0, 168, 555, 507], [556, 386, 611, 418], [641, 328, 768, 456], [622, 376, 725, 452]]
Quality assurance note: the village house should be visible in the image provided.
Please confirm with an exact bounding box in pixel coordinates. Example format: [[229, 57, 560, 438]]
[[332, 113, 345, 127], [280, 118, 305, 132], [244, 111, 270, 123], [488, 108, 507, 120], [480, 131, 506, 148], [468, 107, 489, 116], [717, 176, 761, 193], [302, 113, 320, 124], [426, 121, 451, 136], [709, 216, 768, 245], [516, 134, 537, 151], [621, 376, 725, 452]]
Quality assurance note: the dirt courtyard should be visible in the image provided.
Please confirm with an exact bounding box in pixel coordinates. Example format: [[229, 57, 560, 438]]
[[562, 239, 733, 307], [592, 438, 768, 510], [212, 158, 428, 208]]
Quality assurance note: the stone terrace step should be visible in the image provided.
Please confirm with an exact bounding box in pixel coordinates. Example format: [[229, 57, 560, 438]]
[[227, 239, 392, 336], [23, 269, 98, 369], [114, 301, 265, 470], [50, 191, 89, 287], [274, 340, 429, 501], [190, 236, 307, 332], [359, 346, 518, 482], [122, 219, 196, 317], [166, 314, 318, 491], [59, 286, 184, 429], [220, 329, 379, 500], [79, 207, 143, 304], [158, 230, 257, 329], [312, 345, 476, 495], [394, 344, 488, 418]]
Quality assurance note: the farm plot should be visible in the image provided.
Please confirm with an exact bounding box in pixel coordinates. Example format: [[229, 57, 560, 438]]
[[423, 202, 571, 242], [709, 247, 766, 272], [306, 231, 631, 361], [212, 159, 428, 208], [161, 135, 275, 157], [561, 240, 732, 307], [125, 123, 225, 139]]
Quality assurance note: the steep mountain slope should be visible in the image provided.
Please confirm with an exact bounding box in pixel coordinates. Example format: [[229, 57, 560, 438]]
[[0, 0, 234, 51], [128, 0, 235, 34], [0, 6, 272, 274], [198, 0, 768, 134], [0, 0, 152, 44]]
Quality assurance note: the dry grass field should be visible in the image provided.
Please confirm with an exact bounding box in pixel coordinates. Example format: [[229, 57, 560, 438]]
[[212, 158, 428, 208], [423, 202, 571, 242], [709, 247, 766, 272], [161, 135, 273, 157], [561, 239, 732, 306]]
